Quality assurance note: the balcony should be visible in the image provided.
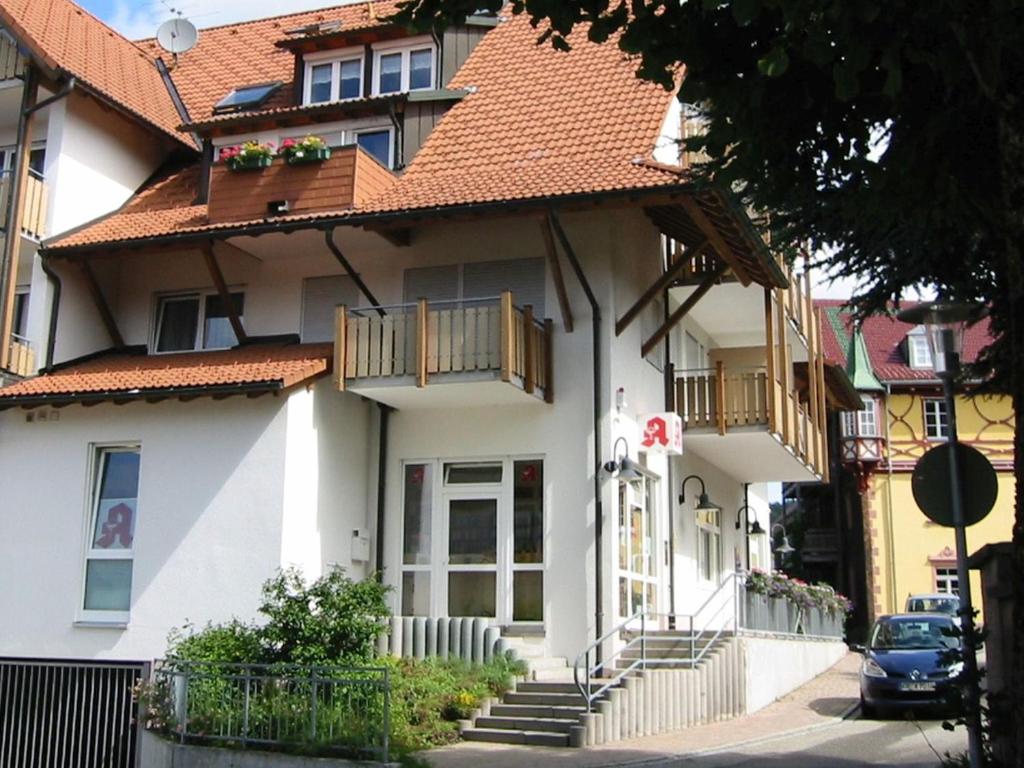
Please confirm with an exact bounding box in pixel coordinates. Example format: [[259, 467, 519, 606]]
[[674, 362, 826, 482], [334, 291, 552, 408], [5, 334, 35, 378], [841, 435, 886, 464], [0, 169, 48, 241]]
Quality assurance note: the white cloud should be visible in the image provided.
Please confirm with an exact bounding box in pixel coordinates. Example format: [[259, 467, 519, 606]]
[[107, 0, 366, 41]]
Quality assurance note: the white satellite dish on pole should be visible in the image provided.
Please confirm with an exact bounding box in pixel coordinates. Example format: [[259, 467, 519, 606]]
[[156, 17, 198, 58]]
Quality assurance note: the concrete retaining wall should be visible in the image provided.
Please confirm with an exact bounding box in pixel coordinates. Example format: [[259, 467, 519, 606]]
[[140, 731, 394, 768], [378, 616, 512, 664], [740, 635, 847, 713]]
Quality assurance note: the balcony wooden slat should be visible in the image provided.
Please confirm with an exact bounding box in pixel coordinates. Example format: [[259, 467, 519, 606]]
[[380, 315, 394, 376], [426, 310, 439, 374], [451, 310, 464, 371], [437, 309, 451, 373]]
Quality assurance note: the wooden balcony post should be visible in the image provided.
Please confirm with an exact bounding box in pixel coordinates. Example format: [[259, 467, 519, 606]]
[[807, 303, 821, 471], [500, 290, 513, 383], [763, 289, 776, 432], [543, 318, 554, 403], [776, 288, 791, 446], [416, 298, 429, 388], [334, 305, 347, 391], [715, 360, 727, 435], [523, 304, 536, 394]]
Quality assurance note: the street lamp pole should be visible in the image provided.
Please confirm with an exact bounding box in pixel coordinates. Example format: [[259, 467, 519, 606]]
[[939, 366, 985, 768]]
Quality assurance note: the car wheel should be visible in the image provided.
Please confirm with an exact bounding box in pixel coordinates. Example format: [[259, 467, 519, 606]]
[[860, 696, 877, 719]]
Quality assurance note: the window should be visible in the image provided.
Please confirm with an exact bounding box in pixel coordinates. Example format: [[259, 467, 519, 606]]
[[908, 329, 933, 369], [301, 275, 359, 343], [12, 288, 29, 338], [153, 291, 244, 353], [0, 145, 46, 174], [935, 567, 959, 595], [355, 129, 392, 167], [303, 51, 364, 105], [402, 259, 546, 312], [372, 40, 436, 95], [82, 447, 140, 621], [213, 82, 282, 113], [842, 397, 879, 437], [696, 507, 721, 583], [923, 398, 949, 440]]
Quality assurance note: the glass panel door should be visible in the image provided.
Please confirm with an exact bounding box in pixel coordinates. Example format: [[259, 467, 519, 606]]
[[445, 494, 499, 617], [617, 477, 657, 619]]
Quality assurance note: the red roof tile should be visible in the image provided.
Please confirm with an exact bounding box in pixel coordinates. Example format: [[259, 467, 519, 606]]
[[137, 2, 404, 122], [0, 0, 190, 146], [0, 342, 332, 405], [814, 300, 995, 384]]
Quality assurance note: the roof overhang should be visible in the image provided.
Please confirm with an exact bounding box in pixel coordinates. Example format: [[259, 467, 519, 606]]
[[184, 94, 407, 136]]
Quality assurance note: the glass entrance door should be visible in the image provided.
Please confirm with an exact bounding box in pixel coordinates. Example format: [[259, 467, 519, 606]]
[[617, 477, 657, 619], [444, 493, 499, 617]]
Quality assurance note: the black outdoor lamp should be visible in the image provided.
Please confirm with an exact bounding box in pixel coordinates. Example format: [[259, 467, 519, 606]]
[[771, 523, 795, 568], [748, 520, 766, 536], [603, 436, 645, 482], [897, 299, 986, 768], [678, 474, 721, 512], [735, 503, 766, 570]]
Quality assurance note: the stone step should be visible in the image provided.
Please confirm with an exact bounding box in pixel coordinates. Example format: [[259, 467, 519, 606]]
[[489, 703, 586, 720], [524, 656, 569, 670], [504, 691, 586, 707], [531, 666, 577, 682], [517, 681, 581, 695], [475, 716, 576, 734], [461, 728, 570, 747]]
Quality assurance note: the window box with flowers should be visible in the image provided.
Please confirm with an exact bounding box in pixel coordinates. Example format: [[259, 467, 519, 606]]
[[279, 135, 331, 165], [219, 140, 276, 171]]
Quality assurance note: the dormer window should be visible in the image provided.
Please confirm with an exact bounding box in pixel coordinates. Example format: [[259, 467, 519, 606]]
[[213, 82, 282, 114], [907, 327, 933, 369], [303, 47, 364, 105], [372, 37, 436, 95]]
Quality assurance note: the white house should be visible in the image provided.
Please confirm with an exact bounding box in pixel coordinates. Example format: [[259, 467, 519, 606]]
[[0, 0, 854, 755]]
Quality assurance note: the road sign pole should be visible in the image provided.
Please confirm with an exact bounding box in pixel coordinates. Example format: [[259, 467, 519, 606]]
[[942, 370, 984, 768]]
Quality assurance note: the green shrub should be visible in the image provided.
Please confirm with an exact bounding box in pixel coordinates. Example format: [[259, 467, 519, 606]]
[[166, 619, 264, 664]]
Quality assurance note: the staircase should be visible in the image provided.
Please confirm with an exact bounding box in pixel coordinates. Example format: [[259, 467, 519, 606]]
[[462, 681, 587, 746], [614, 629, 732, 670]]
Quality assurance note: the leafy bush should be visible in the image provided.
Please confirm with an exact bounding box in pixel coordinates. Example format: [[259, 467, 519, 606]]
[[746, 568, 853, 616]]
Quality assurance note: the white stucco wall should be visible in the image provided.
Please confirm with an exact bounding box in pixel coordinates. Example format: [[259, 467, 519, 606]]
[[741, 636, 849, 713]]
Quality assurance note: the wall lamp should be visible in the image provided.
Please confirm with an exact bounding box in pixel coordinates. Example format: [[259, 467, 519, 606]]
[[679, 474, 721, 512], [735, 504, 767, 535], [602, 436, 645, 482], [771, 523, 795, 557]]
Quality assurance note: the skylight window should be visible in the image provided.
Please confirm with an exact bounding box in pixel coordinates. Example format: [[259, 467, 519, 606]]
[[213, 82, 282, 114]]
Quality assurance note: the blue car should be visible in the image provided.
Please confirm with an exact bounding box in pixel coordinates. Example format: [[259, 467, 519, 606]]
[[857, 613, 963, 718]]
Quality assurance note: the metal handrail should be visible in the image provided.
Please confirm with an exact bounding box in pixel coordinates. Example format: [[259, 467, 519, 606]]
[[572, 570, 744, 712]]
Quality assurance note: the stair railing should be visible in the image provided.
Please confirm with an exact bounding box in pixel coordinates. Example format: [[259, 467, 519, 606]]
[[572, 570, 745, 713]]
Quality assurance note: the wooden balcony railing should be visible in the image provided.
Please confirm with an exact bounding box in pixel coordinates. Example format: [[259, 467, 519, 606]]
[[334, 291, 552, 402], [0, 35, 26, 81], [0, 169, 48, 240], [675, 361, 827, 477], [6, 334, 35, 378]]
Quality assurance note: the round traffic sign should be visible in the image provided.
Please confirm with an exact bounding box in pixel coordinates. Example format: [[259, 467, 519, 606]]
[[911, 442, 998, 527]]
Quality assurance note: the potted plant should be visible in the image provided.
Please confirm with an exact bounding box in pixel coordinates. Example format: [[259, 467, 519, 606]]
[[279, 135, 331, 165], [219, 140, 275, 171]]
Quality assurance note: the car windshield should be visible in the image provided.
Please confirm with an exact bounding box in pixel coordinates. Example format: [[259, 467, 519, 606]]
[[907, 597, 959, 615], [870, 616, 959, 650]]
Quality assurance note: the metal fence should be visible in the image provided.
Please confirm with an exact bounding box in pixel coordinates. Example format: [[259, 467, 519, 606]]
[[739, 588, 845, 638], [0, 657, 145, 768], [150, 660, 390, 761]]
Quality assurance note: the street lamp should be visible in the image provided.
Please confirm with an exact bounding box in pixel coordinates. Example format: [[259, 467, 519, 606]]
[[897, 299, 985, 768], [771, 523, 795, 570]]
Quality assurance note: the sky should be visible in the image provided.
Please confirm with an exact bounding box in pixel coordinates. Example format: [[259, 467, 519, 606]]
[[80, 0, 869, 300], [80, 0, 361, 41]]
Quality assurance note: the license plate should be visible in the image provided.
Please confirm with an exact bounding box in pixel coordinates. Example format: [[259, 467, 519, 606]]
[[899, 682, 936, 692]]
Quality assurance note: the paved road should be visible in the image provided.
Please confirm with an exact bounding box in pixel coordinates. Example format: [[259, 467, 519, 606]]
[[667, 715, 967, 768]]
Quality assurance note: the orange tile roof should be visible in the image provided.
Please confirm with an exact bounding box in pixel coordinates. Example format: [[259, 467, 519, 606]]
[[137, 2, 405, 123], [0, 0, 190, 147], [45, 7, 684, 251], [0, 342, 332, 405]]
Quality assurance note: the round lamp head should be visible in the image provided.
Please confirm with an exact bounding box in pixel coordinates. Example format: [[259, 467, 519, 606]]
[[695, 492, 721, 513], [617, 457, 645, 483], [748, 520, 766, 536], [774, 536, 796, 556]]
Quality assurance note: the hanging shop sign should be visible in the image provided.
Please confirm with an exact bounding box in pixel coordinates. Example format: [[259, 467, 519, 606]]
[[640, 412, 683, 455]]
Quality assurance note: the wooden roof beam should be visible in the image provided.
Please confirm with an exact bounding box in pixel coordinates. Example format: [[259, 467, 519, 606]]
[[540, 216, 574, 333], [79, 261, 125, 349], [679, 195, 754, 287], [641, 260, 729, 358], [201, 240, 248, 344], [616, 239, 709, 336]]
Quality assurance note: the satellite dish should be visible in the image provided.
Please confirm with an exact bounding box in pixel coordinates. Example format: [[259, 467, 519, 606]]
[[156, 18, 198, 56]]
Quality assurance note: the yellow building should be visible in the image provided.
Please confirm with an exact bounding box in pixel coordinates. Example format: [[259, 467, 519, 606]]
[[819, 302, 1015, 621]]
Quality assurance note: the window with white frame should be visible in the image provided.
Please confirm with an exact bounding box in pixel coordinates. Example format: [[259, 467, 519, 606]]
[[907, 328, 933, 369], [935, 566, 958, 595], [372, 38, 436, 95], [696, 507, 721, 583], [153, 291, 244, 353], [303, 48, 365, 105], [82, 446, 140, 621], [842, 397, 879, 437], [402, 258, 546, 312], [354, 128, 393, 168], [923, 398, 949, 440], [12, 287, 29, 338]]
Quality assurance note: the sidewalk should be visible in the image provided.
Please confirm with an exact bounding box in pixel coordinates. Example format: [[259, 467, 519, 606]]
[[420, 653, 861, 768]]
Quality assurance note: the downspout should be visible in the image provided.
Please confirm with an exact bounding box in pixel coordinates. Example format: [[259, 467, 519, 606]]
[[39, 256, 61, 370], [548, 210, 604, 657], [882, 383, 898, 611], [324, 229, 385, 316], [375, 402, 393, 582], [663, 285, 677, 621]]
